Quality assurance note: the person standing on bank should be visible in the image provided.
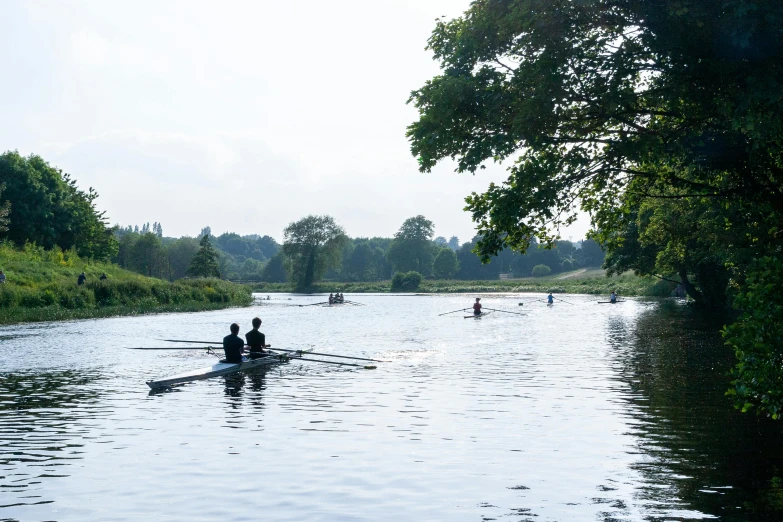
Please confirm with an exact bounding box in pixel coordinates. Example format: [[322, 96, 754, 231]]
[[245, 317, 270, 358], [77, 272, 87, 286], [0, 270, 6, 284], [222, 323, 245, 364]]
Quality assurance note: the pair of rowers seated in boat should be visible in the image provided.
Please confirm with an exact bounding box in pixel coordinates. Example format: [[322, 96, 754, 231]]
[[221, 317, 270, 363]]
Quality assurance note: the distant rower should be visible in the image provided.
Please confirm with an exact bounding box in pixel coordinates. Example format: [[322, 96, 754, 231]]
[[610, 291, 617, 304], [245, 317, 270, 358], [547, 293, 554, 305], [222, 323, 245, 364], [473, 297, 482, 316]]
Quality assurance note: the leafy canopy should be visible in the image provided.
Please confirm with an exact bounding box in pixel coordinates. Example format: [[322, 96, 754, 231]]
[[433, 248, 460, 279], [0, 151, 118, 260], [407, 0, 783, 260], [387, 215, 437, 275]]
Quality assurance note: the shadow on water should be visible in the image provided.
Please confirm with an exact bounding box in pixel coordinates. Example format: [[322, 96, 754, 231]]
[[0, 369, 104, 509], [610, 301, 783, 521]]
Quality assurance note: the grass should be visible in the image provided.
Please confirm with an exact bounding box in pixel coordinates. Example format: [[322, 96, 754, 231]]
[[0, 243, 253, 324], [251, 268, 676, 296]]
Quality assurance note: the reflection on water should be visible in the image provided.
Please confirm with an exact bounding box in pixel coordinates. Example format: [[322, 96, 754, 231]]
[[0, 369, 103, 509], [613, 302, 783, 521], [0, 295, 781, 521]]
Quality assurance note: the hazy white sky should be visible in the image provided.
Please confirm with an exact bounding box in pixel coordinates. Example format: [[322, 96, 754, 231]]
[[0, 0, 591, 243]]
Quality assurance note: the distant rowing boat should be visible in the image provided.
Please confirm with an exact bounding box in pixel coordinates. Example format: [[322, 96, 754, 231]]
[[464, 312, 492, 319], [146, 350, 304, 389]]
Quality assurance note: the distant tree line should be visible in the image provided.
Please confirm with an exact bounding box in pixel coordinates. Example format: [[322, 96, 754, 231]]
[[279, 214, 605, 290], [112, 227, 281, 281], [111, 212, 604, 287]]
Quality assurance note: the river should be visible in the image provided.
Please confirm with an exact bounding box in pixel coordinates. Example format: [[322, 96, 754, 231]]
[[1, 294, 781, 521]]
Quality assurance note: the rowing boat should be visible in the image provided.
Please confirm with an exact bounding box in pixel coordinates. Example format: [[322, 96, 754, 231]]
[[146, 350, 301, 389], [464, 312, 491, 319]]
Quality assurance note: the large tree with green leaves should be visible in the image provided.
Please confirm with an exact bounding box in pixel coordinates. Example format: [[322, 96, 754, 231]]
[[282, 215, 347, 289], [433, 248, 459, 279], [128, 233, 169, 279], [407, 0, 783, 260], [386, 215, 437, 276], [0, 151, 117, 260], [187, 235, 221, 278]]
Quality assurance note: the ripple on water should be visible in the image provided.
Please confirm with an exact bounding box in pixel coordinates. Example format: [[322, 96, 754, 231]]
[[0, 295, 781, 521]]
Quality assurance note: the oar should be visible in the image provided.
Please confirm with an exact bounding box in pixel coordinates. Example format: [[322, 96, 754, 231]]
[[553, 296, 576, 305], [292, 357, 376, 370], [482, 307, 527, 316], [343, 300, 365, 306], [274, 347, 387, 363], [438, 308, 468, 316], [160, 339, 221, 344], [157, 340, 387, 363], [298, 301, 329, 307], [126, 346, 216, 350]]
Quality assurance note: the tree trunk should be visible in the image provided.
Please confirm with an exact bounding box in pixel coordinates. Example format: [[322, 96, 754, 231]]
[[679, 268, 702, 302], [304, 250, 316, 289]]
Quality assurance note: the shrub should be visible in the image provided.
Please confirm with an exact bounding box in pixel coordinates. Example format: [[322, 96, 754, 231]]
[[531, 264, 552, 277], [725, 256, 783, 418], [391, 271, 423, 291]]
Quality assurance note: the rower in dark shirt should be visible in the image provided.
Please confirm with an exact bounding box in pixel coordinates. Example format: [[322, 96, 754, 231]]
[[245, 317, 270, 359], [222, 323, 245, 364]]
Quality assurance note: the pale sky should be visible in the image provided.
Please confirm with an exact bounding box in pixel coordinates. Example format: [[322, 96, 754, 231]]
[[0, 0, 591, 244]]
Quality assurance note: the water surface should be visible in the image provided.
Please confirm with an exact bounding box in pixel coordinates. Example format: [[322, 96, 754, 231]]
[[1, 294, 781, 521]]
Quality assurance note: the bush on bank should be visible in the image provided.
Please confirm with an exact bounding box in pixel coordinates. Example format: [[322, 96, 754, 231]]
[[391, 271, 423, 292], [531, 264, 552, 277]]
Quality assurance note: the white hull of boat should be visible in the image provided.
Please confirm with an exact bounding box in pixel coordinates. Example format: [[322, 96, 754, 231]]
[[147, 351, 291, 389]]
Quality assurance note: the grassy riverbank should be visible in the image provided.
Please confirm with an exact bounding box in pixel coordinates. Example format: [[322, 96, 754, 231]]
[[0, 244, 252, 324], [251, 269, 675, 296]]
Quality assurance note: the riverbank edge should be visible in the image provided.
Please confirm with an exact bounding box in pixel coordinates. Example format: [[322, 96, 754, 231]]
[[0, 300, 254, 325], [250, 272, 674, 296]]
